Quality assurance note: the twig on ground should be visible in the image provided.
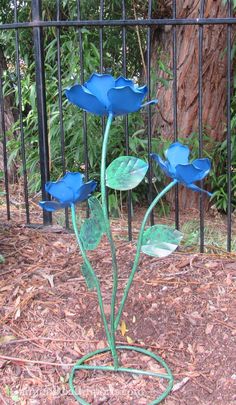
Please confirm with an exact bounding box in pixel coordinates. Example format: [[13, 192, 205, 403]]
[[0, 354, 74, 368]]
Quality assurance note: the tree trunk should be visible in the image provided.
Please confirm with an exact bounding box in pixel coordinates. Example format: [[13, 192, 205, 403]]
[[151, 0, 230, 210]]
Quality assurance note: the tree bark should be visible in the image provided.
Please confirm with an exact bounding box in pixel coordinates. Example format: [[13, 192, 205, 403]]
[[151, 0, 231, 210]]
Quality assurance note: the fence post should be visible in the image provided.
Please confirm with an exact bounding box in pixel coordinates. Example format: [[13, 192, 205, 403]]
[[32, 0, 52, 225]]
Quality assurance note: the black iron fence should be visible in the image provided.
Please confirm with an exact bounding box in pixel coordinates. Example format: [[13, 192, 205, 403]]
[[0, 0, 235, 252]]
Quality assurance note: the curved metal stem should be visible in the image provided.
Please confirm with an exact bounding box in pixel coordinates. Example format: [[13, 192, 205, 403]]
[[115, 180, 178, 330], [71, 203, 111, 347], [100, 112, 119, 369]]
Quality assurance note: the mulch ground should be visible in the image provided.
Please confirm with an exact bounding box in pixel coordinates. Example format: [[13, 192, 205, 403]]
[[0, 213, 236, 405]]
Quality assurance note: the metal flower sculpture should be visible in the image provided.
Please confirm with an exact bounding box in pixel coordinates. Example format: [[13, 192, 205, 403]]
[[40, 74, 212, 405], [151, 142, 212, 196], [39, 172, 97, 211], [65, 73, 157, 116]]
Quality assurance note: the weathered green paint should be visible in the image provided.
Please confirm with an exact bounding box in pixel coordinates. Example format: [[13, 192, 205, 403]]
[[79, 197, 106, 250], [142, 224, 183, 258], [106, 155, 148, 190]]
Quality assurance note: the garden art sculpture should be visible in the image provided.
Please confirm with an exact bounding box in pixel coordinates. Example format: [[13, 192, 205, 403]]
[[40, 73, 212, 404]]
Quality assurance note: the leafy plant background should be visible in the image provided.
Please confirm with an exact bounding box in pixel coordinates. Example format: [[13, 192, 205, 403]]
[[0, 0, 235, 216]]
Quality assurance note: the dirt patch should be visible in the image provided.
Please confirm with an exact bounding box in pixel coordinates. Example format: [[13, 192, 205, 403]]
[[0, 219, 236, 404]]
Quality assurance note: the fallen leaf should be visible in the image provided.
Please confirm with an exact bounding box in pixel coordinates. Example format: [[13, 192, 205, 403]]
[[205, 323, 214, 335], [187, 344, 195, 356], [97, 340, 105, 350], [0, 335, 16, 345], [172, 377, 190, 392], [126, 336, 134, 344], [86, 327, 94, 338], [120, 320, 128, 337], [14, 296, 21, 307], [15, 307, 21, 320], [42, 274, 54, 288]]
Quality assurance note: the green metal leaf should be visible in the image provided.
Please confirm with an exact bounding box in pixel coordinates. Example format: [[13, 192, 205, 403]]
[[141, 224, 183, 258], [79, 197, 105, 250], [106, 156, 148, 190], [87, 197, 106, 234], [81, 262, 96, 290]]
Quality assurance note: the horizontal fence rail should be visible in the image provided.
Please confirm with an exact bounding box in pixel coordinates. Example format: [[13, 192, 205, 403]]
[[0, 0, 235, 252], [1, 17, 236, 29]]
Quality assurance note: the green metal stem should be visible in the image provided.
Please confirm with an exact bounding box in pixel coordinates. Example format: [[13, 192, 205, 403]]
[[71, 203, 111, 347], [115, 180, 178, 330], [100, 112, 119, 369], [72, 364, 171, 379]]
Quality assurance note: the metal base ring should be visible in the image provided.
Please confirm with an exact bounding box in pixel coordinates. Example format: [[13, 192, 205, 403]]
[[69, 345, 174, 404]]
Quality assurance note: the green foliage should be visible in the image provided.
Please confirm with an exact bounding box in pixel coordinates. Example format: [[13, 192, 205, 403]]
[[181, 219, 236, 253], [210, 134, 236, 212], [0, 0, 235, 217], [0, 0, 153, 213]]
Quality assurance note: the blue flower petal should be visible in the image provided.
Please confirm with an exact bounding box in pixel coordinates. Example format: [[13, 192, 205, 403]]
[[39, 201, 69, 212], [114, 78, 147, 96], [74, 180, 97, 202], [165, 142, 190, 168], [175, 164, 206, 184], [84, 73, 115, 108], [151, 153, 173, 177], [65, 84, 107, 116], [115, 76, 135, 88], [45, 180, 74, 203], [141, 99, 158, 108], [107, 86, 146, 115], [63, 172, 84, 193], [136, 85, 148, 95], [192, 158, 211, 179], [187, 183, 212, 196]]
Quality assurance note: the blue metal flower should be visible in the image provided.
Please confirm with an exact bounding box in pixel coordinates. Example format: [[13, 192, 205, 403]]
[[65, 73, 157, 116], [39, 172, 97, 212], [151, 142, 212, 196]]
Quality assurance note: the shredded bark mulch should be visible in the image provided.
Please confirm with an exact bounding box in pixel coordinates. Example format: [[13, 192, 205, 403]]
[[0, 216, 236, 405]]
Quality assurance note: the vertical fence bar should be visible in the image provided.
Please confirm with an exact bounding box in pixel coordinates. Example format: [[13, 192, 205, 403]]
[[99, 0, 109, 216], [172, 0, 179, 230], [99, 0, 104, 74], [99, 1, 105, 147], [198, 0, 205, 252], [226, 0, 232, 251], [31, 0, 51, 225], [77, 1, 89, 220], [77, 0, 89, 185], [14, 0, 30, 224], [122, 0, 132, 240], [56, 0, 69, 228], [147, 0, 154, 225], [0, 78, 10, 220]]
